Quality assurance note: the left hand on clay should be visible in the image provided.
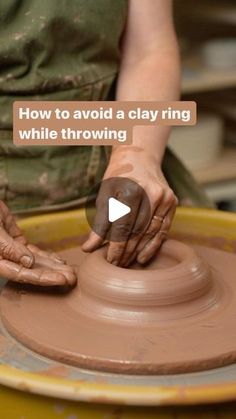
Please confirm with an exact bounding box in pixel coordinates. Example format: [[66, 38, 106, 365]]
[[83, 147, 178, 267], [0, 201, 76, 286], [3, 244, 77, 287]]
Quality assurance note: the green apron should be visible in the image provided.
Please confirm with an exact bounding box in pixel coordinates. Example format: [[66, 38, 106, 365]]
[[0, 0, 212, 214]]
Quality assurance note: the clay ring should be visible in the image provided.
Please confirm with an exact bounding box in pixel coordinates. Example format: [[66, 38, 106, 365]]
[[76, 240, 215, 323]]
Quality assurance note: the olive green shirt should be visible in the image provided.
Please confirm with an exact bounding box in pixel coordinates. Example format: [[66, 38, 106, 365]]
[[0, 0, 212, 213], [0, 0, 127, 213]]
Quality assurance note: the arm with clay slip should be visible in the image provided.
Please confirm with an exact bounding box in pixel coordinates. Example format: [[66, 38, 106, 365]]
[[83, 0, 180, 267]]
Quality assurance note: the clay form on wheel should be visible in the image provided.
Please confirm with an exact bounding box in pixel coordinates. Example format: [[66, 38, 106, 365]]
[[1, 239, 236, 375]]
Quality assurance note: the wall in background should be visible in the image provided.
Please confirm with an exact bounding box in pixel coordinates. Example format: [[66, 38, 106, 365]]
[[172, 0, 236, 211]]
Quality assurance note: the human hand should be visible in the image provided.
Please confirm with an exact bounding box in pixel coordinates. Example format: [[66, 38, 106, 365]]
[[83, 146, 178, 267], [0, 201, 76, 286]]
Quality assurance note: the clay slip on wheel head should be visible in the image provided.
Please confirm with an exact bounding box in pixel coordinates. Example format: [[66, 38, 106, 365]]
[[1, 240, 236, 375]]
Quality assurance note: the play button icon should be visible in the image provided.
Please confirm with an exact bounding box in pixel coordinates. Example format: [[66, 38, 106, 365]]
[[108, 198, 131, 222], [85, 177, 151, 242]]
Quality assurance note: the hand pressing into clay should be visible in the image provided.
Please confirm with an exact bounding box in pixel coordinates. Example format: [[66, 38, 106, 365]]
[[83, 146, 178, 267], [0, 201, 76, 286]]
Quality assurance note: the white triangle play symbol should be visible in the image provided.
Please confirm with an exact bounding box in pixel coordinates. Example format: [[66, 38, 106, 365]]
[[108, 197, 131, 223]]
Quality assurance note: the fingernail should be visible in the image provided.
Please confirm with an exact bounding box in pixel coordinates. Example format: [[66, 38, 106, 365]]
[[20, 255, 33, 267], [68, 276, 77, 287], [137, 256, 146, 264], [82, 243, 92, 252]]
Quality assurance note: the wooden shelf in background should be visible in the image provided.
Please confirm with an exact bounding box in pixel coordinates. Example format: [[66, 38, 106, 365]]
[[192, 148, 236, 184], [182, 59, 236, 94], [182, 67, 236, 94]]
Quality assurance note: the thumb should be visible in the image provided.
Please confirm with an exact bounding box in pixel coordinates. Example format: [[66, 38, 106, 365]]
[[82, 231, 104, 252], [0, 227, 34, 268]]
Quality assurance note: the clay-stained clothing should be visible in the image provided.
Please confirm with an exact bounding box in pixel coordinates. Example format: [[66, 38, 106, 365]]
[[0, 0, 127, 213], [0, 0, 212, 213]]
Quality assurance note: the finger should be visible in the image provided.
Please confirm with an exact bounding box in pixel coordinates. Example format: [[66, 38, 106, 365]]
[[106, 239, 127, 266], [83, 192, 110, 252], [27, 244, 66, 264], [137, 205, 177, 265], [0, 201, 27, 244], [0, 259, 67, 286], [136, 193, 177, 258], [120, 194, 163, 267], [82, 231, 104, 252], [119, 229, 150, 268], [118, 237, 140, 267], [120, 209, 151, 267], [106, 193, 142, 266], [134, 213, 166, 259], [0, 226, 34, 268], [122, 247, 139, 268], [33, 254, 77, 286]]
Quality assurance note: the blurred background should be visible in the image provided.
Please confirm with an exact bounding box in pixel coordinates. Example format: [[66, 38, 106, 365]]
[[172, 0, 236, 211]]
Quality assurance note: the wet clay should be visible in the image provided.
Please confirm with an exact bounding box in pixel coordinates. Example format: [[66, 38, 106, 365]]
[[1, 240, 236, 375]]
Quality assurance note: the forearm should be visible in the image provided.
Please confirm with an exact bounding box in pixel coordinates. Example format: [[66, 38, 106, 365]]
[[115, 42, 181, 164]]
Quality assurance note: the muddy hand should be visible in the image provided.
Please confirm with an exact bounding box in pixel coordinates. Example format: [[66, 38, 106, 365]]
[[0, 201, 77, 286], [83, 147, 178, 267]]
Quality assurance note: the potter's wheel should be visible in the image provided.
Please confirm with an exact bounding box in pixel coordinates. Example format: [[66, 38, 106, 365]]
[[0, 206, 235, 407], [1, 241, 236, 383]]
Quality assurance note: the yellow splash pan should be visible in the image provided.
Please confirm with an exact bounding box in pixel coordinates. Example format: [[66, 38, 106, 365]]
[[0, 207, 236, 415]]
